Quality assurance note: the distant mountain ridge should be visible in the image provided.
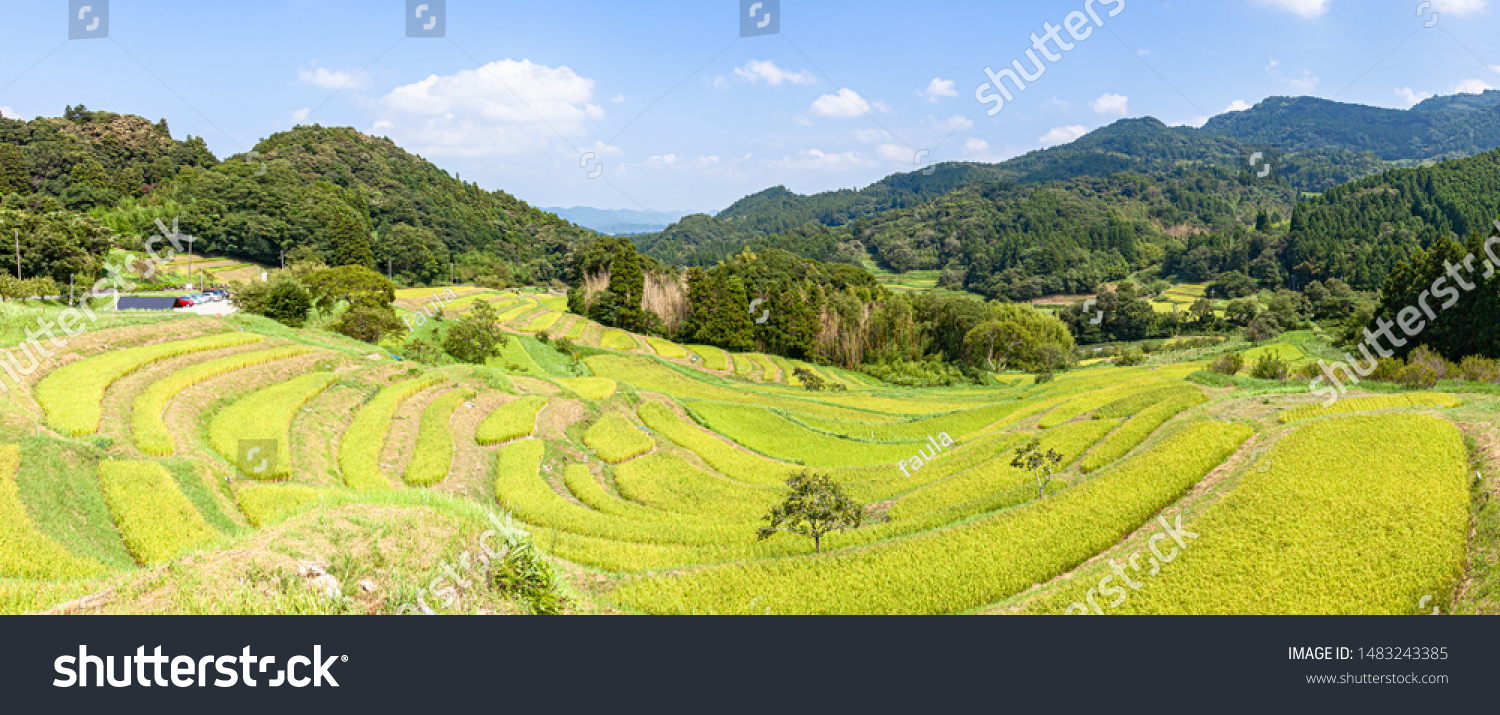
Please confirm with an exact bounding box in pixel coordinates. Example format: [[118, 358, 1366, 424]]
[[542, 206, 700, 236]]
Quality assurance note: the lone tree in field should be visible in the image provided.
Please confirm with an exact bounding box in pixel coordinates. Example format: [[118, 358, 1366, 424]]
[[757, 471, 863, 554], [1012, 439, 1064, 499], [443, 299, 508, 365]]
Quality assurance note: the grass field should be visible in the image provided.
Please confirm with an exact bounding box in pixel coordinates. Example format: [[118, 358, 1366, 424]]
[[2, 305, 1492, 617]]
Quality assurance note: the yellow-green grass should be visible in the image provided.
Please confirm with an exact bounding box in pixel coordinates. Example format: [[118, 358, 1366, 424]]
[[236, 483, 325, 528], [1242, 343, 1306, 363], [584, 413, 655, 463], [395, 286, 475, 299], [404, 389, 476, 487], [1279, 393, 1462, 424], [732, 353, 757, 377], [609, 421, 1252, 614], [1094, 384, 1202, 420], [887, 429, 1074, 521], [555, 377, 617, 400], [787, 399, 1042, 444], [520, 311, 562, 333], [613, 451, 776, 521], [564, 320, 588, 340], [686, 401, 935, 467], [770, 356, 802, 386], [132, 346, 314, 456], [98, 460, 218, 566], [1092, 414, 1469, 615], [539, 295, 569, 311], [1080, 392, 1208, 473], [600, 330, 637, 351], [562, 460, 760, 527], [0, 444, 103, 579], [210, 372, 339, 481], [38, 332, 263, 436], [490, 336, 544, 375], [1037, 378, 1169, 428], [497, 300, 539, 323], [646, 337, 688, 359], [338, 374, 447, 490], [475, 396, 547, 444], [748, 353, 780, 381], [687, 345, 729, 371]]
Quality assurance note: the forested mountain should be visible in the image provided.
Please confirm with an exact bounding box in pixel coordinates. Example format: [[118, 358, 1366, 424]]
[[1281, 147, 1500, 291], [0, 108, 596, 286], [1202, 92, 1500, 161], [639, 93, 1500, 273]]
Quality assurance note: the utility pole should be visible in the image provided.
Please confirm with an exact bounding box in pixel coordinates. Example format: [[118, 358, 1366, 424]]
[[280, 248, 284, 270], [13, 229, 18, 280], [185, 235, 196, 290], [387, 258, 392, 281], [69, 274, 73, 306]]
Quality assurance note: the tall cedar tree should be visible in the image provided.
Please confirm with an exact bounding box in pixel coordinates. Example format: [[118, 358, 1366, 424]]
[[0, 145, 29, 195], [327, 212, 374, 269], [1373, 229, 1500, 360], [606, 242, 648, 332]]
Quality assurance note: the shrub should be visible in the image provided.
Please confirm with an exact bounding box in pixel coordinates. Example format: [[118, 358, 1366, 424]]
[[1368, 358, 1405, 382], [443, 315, 507, 365], [1395, 363, 1440, 389], [1250, 353, 1289, 381], [1115, 349, 1147, 367], [1209, 353, 1244, 376], [397, 338, 444, 364], [302, 265, 395, 310], [332, 306, 405, 343], [1406, 346, 1451, 380], [1458, 355, 1500, 384], [262, 280, 313, 328]]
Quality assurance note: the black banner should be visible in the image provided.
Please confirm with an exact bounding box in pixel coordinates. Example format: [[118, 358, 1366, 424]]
[[0, 616, 1488, 711]]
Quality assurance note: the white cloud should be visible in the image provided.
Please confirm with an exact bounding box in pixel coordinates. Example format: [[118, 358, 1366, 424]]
[[1254, 0, 1332, 18], [1225, 99, 1253, 112], [876, 144, 917, 163], [1455, 78, 1495, 94], [924, 115, 974, 132], [855, 128, 892, 143], [1171, 116, 1211, 128], [1040, 97, 1070, 110], [1395, 87, 1434, 106], [1282, 70, 1321, 93], [290, 108, 311, 124], [712, 75, 729, 89], [643, 154, 677, 168], [580, 140, 624, 157], [772, 148, 873, 170], [1138, 49, 1153, 56], [698, 156, 720, 167], [734, 59, 817, 85], [297, 67, 368, 90], [809, 88, 873, 119], [1089, 93, 1130, 116], [964, 138, 990, 153], [610, 94, 626, 103], [1039, 125, 1088, 147], [918, 78, 957, 102], [1265, 59, 1281, 72], [375, 59, 604, 157], [1431, 0, 1489, 15], [0, 107, 15, 119]]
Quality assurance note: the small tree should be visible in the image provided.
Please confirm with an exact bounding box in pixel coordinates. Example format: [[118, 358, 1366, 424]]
[[262, 280, 312, 328], [443, 301, 508, 365], [756, 471, 863, 554], [792, 366, 829, 392], [1012, 439, 1064, 499]]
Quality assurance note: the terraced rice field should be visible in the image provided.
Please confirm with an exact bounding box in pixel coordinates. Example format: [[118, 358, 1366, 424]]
[[0, 311, 1490, 617]]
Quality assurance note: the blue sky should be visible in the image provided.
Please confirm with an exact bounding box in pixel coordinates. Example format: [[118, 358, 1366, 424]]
[[2, 0, 1499, 217]]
